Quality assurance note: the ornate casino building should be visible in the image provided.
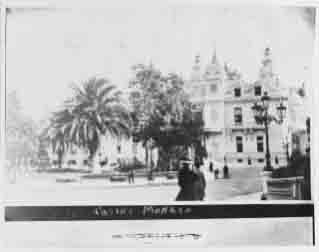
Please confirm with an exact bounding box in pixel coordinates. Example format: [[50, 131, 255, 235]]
[[185, 47, 308, 167]]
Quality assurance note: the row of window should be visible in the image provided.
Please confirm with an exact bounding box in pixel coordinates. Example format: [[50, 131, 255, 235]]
[[234, 86, 262, 97], [235, 135, 264, 153], [192, 84, 261, 98], [235, 157, 280, 165]]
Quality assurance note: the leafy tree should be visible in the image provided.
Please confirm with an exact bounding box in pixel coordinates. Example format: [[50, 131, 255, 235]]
[[129, 64, 206, 170], [6, 91, 38, 176], [48, 77, 132, 169]]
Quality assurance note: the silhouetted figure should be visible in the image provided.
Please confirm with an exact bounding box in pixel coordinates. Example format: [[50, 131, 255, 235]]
[[193, 161, 206, 201], [209, 162, 214, 173], [214, 169, 219, 179], [128, 167, 135, 184], [274, 156, 279, 169], [223, 164, 229, 179], [176, 161, 197, 201]]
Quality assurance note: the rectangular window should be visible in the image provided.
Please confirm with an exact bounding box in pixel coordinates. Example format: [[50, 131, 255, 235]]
[[236, 136, 243, 153], [254, 86, 262, 96], [234, 88, 241, 97], [257, 136, 264, 152], [234, 107, 243, 125], [258, 158, 264, 163]]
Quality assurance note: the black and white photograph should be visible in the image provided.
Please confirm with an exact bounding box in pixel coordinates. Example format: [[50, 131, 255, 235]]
[[1, 0, 317, 247]]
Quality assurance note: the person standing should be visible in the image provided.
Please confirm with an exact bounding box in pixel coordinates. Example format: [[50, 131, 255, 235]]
[[223, 163, 229, 179], [274, 156, 279, 170], [176, 160, 196, 201], [209, 162, 214, 173], [128, 166, 135, 184], [214, 168, 219, 180]]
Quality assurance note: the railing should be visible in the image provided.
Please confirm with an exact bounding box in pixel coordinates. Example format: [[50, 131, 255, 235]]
[[265, 176, 304, 200]]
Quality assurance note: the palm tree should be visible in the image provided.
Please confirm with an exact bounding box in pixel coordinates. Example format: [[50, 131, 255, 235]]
[[45, 126, 69, 169], [50, 77, 132, 171]]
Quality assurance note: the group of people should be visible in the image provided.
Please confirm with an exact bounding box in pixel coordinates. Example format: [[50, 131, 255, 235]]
[[209, 161, 230, 179], [176, 160, 206, 201]]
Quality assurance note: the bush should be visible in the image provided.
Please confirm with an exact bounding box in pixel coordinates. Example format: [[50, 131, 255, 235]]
[[110, 175, 127, 182], [118, 158, 146, 172], [37, 168, 91, 173], [67, 160, 77, 166], [56, 178, 77, 183]]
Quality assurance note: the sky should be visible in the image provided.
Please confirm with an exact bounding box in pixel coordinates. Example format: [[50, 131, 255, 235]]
[[6, 4, 316, 123]]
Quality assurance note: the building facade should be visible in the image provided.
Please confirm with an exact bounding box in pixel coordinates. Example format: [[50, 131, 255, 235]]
[[185, 47, 306, 168]]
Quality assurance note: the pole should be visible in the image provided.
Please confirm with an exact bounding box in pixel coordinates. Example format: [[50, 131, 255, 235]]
[[264, 112, 272, 171], [285, 141, 290, 167]]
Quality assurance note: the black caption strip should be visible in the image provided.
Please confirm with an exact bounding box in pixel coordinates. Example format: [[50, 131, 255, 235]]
[[5, 204, 314, 221]]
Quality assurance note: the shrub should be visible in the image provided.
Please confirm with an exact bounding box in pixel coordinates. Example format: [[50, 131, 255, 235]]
[[67, 160, 77, 166], [118, 157, 146, 172]]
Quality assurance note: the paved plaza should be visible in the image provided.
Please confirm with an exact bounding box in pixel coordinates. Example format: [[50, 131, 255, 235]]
[[4, 166, 263, 204]]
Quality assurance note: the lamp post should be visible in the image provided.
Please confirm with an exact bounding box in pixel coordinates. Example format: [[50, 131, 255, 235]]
[[282, 136, 290, 168], [252, 92, 287, 172]]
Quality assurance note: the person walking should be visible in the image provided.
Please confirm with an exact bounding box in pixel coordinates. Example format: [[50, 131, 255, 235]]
[[209, 161, 214, 173], [223, 163, 229, 179], [128, 166, 135, 184], [214, 168, 219, 180], [176, 160, 196, 201], [193, 161, 206, 201]]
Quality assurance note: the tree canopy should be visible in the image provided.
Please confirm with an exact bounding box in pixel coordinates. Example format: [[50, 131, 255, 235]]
[[129, 64, 206, 169], [6, 91, 39, 164], [45, 77, 132, 166]]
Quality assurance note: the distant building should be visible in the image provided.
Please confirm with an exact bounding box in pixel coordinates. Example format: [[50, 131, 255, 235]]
[[185, 47, 308, 168]]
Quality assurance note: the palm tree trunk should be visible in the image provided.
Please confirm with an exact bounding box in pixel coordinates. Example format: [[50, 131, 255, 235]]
[[91, 135, 105, 174]]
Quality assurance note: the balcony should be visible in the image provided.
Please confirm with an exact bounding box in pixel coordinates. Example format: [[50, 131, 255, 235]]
[[229, 122, 264, 132]]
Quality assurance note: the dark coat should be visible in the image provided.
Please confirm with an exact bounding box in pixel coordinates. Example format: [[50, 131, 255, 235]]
[[176, 167, 197, 201]]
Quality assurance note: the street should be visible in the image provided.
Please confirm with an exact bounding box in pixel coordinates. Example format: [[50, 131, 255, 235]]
[[4, 166, 263, 204]]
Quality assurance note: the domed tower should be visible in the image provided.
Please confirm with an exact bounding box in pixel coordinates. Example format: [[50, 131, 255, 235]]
[[200, 48, 226, 163], [190, 54, 201, 81], [258, 47, 284, 94], [259, 47, 274, 80], [203, 48, 224, 80]]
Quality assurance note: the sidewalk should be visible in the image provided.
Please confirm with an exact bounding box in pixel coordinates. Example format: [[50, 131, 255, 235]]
[[225, 192, 262, 201]]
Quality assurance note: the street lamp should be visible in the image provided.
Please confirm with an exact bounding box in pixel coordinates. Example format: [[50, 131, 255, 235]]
[[252, 91, 287, 171]]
